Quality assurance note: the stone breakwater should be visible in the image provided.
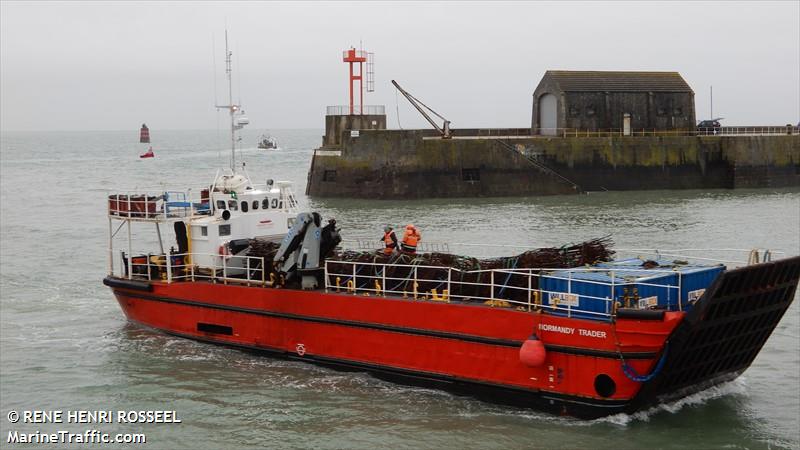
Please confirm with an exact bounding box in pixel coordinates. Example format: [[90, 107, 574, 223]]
[[307, 131, 800, 199]]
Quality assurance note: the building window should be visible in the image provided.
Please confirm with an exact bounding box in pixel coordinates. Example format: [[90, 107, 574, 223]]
[[462, 168, 480, 182], [201, 226, 208, 237], [219, 224, 231, 236], [657, 107, 667, 116], [228, 200, 238, 211], [673, 107, 683, 116], [569, 106, 581, 117], [216, 200, 226, 210], [323, 170, 337, 182], [586, 106, 595, 117], [241, 201, 248, 212], [252, 200, 259, 210], [262, 198, 270, 209]]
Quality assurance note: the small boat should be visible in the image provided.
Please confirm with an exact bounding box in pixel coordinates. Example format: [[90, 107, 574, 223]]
[[140, 147, 155, 158], [258, 134, 278, 150]]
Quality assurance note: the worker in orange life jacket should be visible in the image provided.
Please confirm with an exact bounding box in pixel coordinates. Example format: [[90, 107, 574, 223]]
[[382, 226, 399, 255], [401, 224, 421, 254]]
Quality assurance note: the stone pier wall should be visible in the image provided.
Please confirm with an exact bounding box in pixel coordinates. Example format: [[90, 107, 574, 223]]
[[306, 132, 800, 199]]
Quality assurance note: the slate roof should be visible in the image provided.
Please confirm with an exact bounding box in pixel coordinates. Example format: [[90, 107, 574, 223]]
[[543, 71, 693, 93]]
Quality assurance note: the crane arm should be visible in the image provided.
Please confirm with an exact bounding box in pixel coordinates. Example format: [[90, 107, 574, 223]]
[[392, 80, 451, 138]]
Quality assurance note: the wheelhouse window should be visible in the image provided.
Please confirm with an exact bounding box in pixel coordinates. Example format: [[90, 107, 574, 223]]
[[216, 200, 226, 210], [228, 200, 238, 210], [219, 224, 231, 236], [262, 198, 270, 209], [241, 201, 249, 212], [252, 200, 259, 210]]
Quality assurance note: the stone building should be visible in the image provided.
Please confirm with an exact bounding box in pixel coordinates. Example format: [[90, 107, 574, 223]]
[[531, 71, 695, 135]]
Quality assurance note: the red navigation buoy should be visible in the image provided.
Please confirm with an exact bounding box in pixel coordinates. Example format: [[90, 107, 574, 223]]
[[519, 334, 546, 367], [139, 123, 150, 143]]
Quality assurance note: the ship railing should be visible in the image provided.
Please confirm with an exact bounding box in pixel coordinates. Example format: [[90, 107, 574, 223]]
[[120, 251, 270, 287], [108, 190, 212, 221], [323, 261, 684, 320], [347, 239, 450, 254], [390, 242, 780, 268], [245, 182, 300, 211]]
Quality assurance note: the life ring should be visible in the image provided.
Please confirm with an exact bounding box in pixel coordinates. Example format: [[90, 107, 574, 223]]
[[218, 243, 231, 260]]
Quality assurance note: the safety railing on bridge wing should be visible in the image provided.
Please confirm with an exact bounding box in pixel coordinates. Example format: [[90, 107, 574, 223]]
[[108, 190, 212, 221], [119, 251, 271, 287], [323, 260, 683, 321]]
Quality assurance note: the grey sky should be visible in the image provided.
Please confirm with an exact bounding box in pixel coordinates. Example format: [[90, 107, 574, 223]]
[[1, 1, 798, 131]]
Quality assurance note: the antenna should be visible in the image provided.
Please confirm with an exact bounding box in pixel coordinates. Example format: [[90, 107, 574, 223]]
[[213, 30, 248, 173]]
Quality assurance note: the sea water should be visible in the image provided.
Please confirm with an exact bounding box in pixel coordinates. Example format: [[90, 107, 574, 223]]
[[1, 129, 798, 449]]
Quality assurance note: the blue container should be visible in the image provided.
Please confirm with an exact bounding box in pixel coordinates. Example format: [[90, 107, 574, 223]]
[[597, 259, 725, 308], [540, 259, 725, 321]]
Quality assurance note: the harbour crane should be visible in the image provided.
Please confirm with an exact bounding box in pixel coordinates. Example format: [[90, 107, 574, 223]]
[[392, 80, 452, 139]]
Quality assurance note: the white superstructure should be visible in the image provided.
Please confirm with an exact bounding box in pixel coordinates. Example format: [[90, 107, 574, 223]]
[[107, 30, 297, 279]]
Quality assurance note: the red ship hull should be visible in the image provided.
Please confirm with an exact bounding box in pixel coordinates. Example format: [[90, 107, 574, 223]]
[[104, 256, 800, 418]]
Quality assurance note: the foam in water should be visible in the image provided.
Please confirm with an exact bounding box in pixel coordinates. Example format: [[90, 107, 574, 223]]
[[596, 378, 749, 426]]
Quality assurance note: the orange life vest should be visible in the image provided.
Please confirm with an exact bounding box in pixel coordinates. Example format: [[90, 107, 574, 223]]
[[402, 230, 419, 252]]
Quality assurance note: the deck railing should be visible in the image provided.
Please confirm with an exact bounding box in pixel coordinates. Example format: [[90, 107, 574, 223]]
[[121, 251, 271, 286], [117, 250, 685, 319], [107, 182, 297, 221], [323, 260, 683, 320], [108, 190, 210, 221], [348, 239, 451, 254]]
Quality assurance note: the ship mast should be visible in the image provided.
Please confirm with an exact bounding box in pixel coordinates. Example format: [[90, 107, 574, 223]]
[[215, 30, 242, 173]]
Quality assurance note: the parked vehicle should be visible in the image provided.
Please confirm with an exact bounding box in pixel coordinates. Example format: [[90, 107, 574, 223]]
[[697, 119, 722, 135]]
